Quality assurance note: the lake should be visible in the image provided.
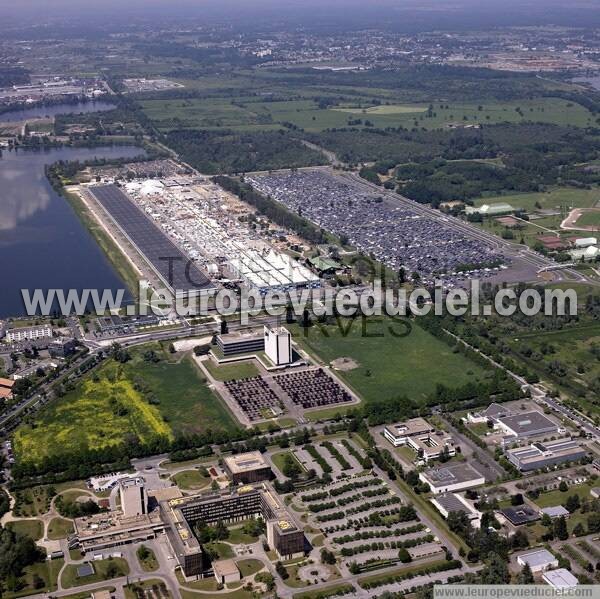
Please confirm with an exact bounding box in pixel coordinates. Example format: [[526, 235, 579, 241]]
[[0, 145, 143, 317], [0, 100, 116, 123]]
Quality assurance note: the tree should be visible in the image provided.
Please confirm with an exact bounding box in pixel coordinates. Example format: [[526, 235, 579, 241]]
[[511, 493, 524, 506], [518, 563, 534, 585], [564, 494, 581, 513], [588, 513, 600, 533], [275, 561, 288, 580], [559, 481, 568, 492], [554, 516, 569, 541], [215, 520, 229, 541], [398, 548, 412, 563], [480, 552, 510, 584], [573, 522, 586, 537], [320, 548, 336, 565]]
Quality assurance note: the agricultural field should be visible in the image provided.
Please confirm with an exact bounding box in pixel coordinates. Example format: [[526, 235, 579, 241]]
[[13, 345, 237, 465], [140, 95, 595, 133], [290, 317, 489, 403]]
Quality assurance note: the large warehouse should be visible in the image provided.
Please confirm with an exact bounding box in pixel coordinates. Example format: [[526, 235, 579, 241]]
[[89, 184, 216, 299], [506, 438, 586, 472]]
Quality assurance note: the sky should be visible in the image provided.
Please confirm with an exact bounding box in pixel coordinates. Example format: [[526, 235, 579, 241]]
[[1, 0, 599, 32]]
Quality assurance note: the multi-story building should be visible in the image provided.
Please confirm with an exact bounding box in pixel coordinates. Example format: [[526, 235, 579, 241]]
[[5, 324, 52, 343], [264, 325, 292, 366], [495, 411, 561, 439], [119, 478, 148, 518], [419, 463, 485, 494], [384, 418, 455, 462], [160, 483, 304, 577], [216, 331, 264, 357]]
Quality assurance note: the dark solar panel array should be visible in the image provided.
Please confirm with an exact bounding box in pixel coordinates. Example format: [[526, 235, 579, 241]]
[[90, 185, 213, 293]]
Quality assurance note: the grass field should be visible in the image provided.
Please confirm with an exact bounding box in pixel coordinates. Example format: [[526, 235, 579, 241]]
[[271, 450, 306, 477], [236, 558, 264, 577], [202, 360, 260, 381], [4, 559, 64, 599], [14, 345, 237, 465], [61, 558, 129, 589], [573, 210, 600, 229], [290, 317, 489, 403], [47, 517, 75, 540], [140, 95, 596, 133], [7, 519, 44, 541], [531, 482, 596, 508], [171, 469, 210, 491]]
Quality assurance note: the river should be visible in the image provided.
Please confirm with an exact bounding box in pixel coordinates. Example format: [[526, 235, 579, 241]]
[[0, 100, 116, 123], [0, 145, 143, 317]]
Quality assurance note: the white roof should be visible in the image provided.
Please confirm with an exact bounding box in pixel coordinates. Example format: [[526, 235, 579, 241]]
[[541, 506, 569, 518], [543, 568, 578, 589], [517, 549, 557, 568]]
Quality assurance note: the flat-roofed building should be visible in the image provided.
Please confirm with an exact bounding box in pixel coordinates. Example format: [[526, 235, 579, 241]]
[[213, 559, 240, 584], [543, 568, 578, 589], [517, 549, 558, 573], [161, 483, 304, 576], [223, 451, 272, 485], [119, 478, 147, 518], [496, 411, 561, 439], [384, 418, 434, 446], [506, 438, 586, 472], [430, 493, 481, 526], [216, 331, 264, 357], [541, 506, 569, 519], [419, 463, 485, 494], [264, 325, 292, 366], [5, 324, 52, 343], [498, 506, 540, 526]]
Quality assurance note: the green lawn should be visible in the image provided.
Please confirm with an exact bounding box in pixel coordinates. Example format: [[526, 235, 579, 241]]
[[14, 345, 237, 465], [61, 558, 130, 589], [143, 95, 597, 134], [4, 559, 64, 599], [136, 545, 159, 572], [573, 210, 600, 229], [472, 187, 600, 212], [12, 486, 54, 517], [7, 519, 44, 541], [237, 558, 264, 577], [172, 469, 211, 491], [202, 360, 260, 381], [205, 542, 234, 560], [291, 317, 489, 403], [47, 517, 75, 541], [532, 482, 597, 508], [227, 526, 260, 545], [271, 450, 306, 477]]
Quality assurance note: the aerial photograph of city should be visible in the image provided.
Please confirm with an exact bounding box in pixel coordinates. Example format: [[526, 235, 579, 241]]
[[2, 0, 600, 598]]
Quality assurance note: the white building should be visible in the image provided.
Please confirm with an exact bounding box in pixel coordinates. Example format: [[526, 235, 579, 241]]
[[5, 324, 52, 343], [419, 463, 485, 494], [574, 237, 597, 248], [264, 325, 292, 366], [384, 418, 455, 462], [516, 549, 558, 573], [543, 568, 578, 589]]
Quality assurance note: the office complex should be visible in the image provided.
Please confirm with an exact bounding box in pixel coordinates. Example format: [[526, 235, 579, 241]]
[[419, 463, 485, 494], [264, 325, 292, 366], [506, 438, 586, 472], [222, 451, 272, 485]]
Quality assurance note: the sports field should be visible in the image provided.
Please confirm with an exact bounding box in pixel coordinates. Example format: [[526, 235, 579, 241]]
[[291, 317, 489, 403], [14, 344, 237, 465]]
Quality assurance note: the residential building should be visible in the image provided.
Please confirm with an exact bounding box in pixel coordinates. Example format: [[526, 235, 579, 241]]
[[48, 337, 78, 358], [0, 377, 15, 401], [5, 324, 52, 343]]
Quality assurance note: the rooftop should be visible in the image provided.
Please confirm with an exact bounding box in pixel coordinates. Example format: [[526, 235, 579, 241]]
[[0, 377, 15, 388], [497, 411, 558, 436], [499, 505, 540, 526], [422, 463, 485, 487], [386, 417, 434, 438], [541, 506, 570, 518], [212, 559, 239, 578], [517, 549, 557, 569], [224, 451, 268, 474], [543, 568, 578, 589]]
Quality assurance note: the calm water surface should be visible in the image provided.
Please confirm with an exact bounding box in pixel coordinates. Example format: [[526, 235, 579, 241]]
[[0, 100, 116, 123], [0, 145, 143, 316]]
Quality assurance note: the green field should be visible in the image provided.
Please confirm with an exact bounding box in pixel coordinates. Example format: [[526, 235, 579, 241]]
[[4, 559, 64, 599], [291, 317, 489, 403], [202, 360, 260, 381], [140, 95, 596, 134], [7, 519, 44, 541], [14, 345, 237, 465], [171, 469, 211, 491], [573, 210, 600, 229], [47, 517, 75, 540], [61, 558, 130, 589]]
